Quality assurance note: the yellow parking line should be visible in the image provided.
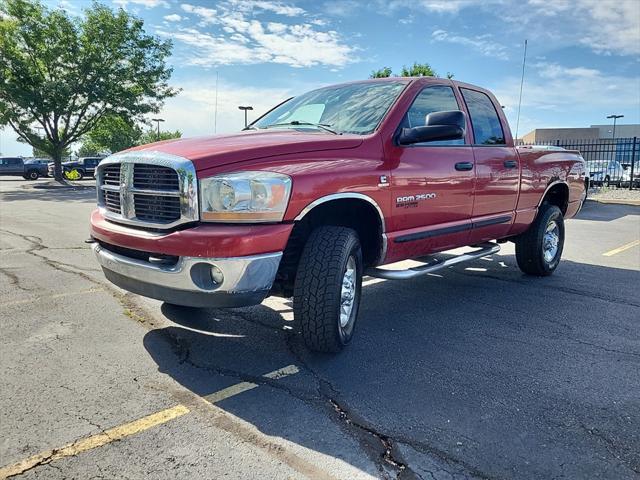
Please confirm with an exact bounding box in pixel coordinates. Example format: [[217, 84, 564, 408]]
[[205, 364, 300, 403], [0, 405, 189, 479], [603, 239, 640, 257], [0, 364, 299, 478]]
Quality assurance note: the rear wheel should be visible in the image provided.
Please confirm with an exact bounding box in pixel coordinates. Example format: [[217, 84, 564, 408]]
[[293, 226, 363, 353], [515, 204, 564, 276]]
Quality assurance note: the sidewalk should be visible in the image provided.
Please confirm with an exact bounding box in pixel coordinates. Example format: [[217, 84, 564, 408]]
[[588, 188, 640, 206]]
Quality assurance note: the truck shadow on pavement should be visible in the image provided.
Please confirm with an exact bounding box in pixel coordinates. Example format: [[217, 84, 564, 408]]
[[0, 185, 96, 203], [143, 254, 640, 480], [577, 201, 639, 222]]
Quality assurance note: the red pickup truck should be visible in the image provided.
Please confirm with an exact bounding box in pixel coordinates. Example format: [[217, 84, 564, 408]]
[[90, 78, 586, 352]]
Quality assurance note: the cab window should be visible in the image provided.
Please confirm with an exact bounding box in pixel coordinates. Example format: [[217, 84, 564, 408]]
[[400, 86, 464, 145], [460, 88, 505, 145]]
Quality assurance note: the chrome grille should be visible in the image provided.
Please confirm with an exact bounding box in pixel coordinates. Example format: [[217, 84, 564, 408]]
[[102, 165, 121, 186], [103, 190, 121, 214], [133, 164, 179, 191], [133, 193, 182, 222], [96, 151, 199, 230]]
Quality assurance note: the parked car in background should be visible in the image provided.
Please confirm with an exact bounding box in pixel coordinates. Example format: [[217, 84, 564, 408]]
[[587, 160, 624, 187], [23, 159, 50, 179], [0, 157, 47, 180], [48, 156, 104, 179], [0, 157, 25, 177], [620, 162, 639, 188]]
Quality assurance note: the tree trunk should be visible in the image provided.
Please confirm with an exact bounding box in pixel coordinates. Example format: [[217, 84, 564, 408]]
[[52, 148, 64, 182]]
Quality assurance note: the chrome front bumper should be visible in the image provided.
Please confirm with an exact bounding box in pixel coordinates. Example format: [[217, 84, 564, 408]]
[[92, 243, 282, 307]]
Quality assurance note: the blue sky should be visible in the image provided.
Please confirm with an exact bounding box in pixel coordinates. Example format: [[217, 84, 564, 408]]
[[1, 0, 639, 156]]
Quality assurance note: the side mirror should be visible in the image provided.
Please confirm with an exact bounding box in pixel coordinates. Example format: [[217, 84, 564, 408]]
[[398, 110, 466, 145]]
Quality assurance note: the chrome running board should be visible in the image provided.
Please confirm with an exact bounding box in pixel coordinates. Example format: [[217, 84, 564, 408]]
[[365, 242, 500, 280]]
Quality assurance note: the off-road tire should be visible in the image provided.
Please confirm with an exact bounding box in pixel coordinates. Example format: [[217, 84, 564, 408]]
[[293, 226, 363, 353], [515, 203, 564, 276]]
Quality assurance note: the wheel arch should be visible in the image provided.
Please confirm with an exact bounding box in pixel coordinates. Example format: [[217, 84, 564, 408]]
[[538, 181, 569, 215], [273, 194, 386, 297]]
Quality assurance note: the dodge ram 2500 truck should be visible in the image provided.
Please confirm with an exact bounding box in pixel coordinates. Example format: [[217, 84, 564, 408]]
[[90, 78, 586, 353]]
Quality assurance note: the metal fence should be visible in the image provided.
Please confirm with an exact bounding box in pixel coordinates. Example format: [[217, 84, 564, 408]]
[[519, 137, 639, 190]]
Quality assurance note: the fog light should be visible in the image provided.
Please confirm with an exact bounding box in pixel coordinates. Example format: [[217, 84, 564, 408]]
[[211, 265, 224, 284]]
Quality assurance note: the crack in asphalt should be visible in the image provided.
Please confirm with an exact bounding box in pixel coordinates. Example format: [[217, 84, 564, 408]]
[[0, 266, 33, 291], [7, 225, 632, 479]]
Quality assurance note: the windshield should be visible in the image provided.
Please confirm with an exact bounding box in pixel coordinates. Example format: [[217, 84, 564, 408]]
[[253, 81, 407, 135]]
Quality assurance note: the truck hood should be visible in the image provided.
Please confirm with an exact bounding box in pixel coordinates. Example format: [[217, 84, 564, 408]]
[[126, 130, 364, 171]]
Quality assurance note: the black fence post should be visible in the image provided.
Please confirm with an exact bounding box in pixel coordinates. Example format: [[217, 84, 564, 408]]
[[630, 136, 637, 191]]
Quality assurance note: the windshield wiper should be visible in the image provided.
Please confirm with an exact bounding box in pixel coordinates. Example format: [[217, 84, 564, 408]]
[[262, 121, 339, 135]]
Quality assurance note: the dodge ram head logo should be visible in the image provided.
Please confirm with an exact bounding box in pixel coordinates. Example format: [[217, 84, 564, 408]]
[[396, 193, 437, 208]]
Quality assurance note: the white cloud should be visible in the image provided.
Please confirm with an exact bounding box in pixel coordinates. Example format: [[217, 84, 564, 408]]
[[492, 62, 640, 134], [165, 2, 356, 68], [180, 4, 217, 24], [157, 79, 297, 136], [508, 0, 640, 56], [381, 0, 639, 57], [163, 14, 183, 22], [416, 0, 501, 13], [534, 62, 600, 80], [239, 0, 306, 17], [432, 30, 509, 60], [113, 0, 169, 9]]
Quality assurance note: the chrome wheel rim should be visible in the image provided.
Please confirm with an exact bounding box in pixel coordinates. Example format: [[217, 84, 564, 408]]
[[543, 219, 560, 263], [339, 256, 357, 328]]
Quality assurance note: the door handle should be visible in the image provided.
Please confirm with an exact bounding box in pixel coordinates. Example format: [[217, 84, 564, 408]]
[[455, 162, 474, 171], [504, 160, 518, 169]]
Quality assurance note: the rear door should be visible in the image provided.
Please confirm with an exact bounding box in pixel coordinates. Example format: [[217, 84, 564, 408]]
[[460, 88, 520, 242], [387, 84, 476, 254]]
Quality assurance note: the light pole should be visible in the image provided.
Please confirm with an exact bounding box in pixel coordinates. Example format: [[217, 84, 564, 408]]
[[151, 118, 165, 140], [606, 114, 624, 139], [238, 106, 253, 128]]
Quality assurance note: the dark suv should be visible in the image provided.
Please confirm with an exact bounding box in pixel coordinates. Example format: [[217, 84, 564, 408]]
[[48, 157, 104, 179], [0, 157, 48, 180]]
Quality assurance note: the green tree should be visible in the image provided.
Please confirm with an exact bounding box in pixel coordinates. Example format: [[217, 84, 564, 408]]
[[399, 62, 437, 77], [79, 115, 142, 156], [138, 129, 182, 145], [0, 0, 177, 181], [370, 66, 392, 78], [369, 63, 451, 79]]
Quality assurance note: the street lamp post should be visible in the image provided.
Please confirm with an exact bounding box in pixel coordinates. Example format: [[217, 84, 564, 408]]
[[238, 106, 253, 128], [606, 114, 624, 139], [151, 118, 165, 140]]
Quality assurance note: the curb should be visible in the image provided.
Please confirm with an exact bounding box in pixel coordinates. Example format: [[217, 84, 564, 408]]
[[586, 198, 640, 206]]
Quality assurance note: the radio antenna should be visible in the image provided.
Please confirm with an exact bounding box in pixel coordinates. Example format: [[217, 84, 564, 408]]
[[514, 39, 527, 141], [214, 71, 219, 134]]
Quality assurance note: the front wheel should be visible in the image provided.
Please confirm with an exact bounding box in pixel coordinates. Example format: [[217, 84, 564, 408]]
[[26, 170, 39, 180], [293, 226, 363, 353], [515, 204, 565, 276]]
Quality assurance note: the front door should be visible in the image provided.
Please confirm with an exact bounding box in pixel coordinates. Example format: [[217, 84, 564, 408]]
[[386, 85, 476, 258]]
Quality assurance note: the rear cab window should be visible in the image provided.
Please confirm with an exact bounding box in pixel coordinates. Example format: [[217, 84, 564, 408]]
[[460, 88, 505, 145]]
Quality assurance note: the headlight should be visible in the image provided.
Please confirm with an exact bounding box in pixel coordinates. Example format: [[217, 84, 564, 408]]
[[200, 171, 292, 223]]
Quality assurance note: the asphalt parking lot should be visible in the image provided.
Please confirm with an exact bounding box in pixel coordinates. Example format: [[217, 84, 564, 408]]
[[1, 177, 639, 480]]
